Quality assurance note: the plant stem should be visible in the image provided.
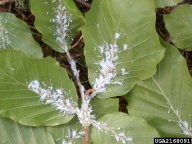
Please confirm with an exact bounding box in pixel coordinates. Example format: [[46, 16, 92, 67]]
[[83, 126, 89, 144]]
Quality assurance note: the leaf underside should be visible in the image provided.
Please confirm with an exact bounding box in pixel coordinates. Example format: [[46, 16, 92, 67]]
[[0, 13, 43, 59], [0, 50, 78, 126], [90, 97, 119, 119], [46, 117, 84, 144], [91, 112, 160, 144], [126, 40, 192, 137], [83, 0, 164, 99], [0, 115, 55, 144], [31, 0, 85, 53]]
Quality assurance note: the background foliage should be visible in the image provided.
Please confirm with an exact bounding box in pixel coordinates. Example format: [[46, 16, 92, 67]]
[[164, 4, 192, 50]]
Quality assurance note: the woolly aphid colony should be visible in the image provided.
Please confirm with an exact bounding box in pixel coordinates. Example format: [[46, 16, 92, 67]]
[[28, 0, 132, 143], [0, 17, 11, 49]]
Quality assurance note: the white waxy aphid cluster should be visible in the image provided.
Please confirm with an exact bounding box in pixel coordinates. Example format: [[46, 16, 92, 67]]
[[76, 99, 95, 126], [28, 80, 95, 126], [167, 104, 192, 136], [28, 80, 133, 143], [93, 33, 129, 94], [91, 120, 132, 144], [114, 132, 133, 144], [52, 0, 85, 99], [178, 121, 192, 136], [0, 17, 11, 49], [53, 1, 73, 50], [28, 80, 77, 114], [28, 2, 133, 143], [65, 128, 85, 139], [61, 128, 85, 144]]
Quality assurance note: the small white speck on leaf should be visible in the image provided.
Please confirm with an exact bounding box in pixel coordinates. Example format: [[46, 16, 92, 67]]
[[123, 44, 128, 50], [126, 137, 133, 142], [56, 138, 61, 141], [115, 33, 121, 39], [44, 2, 49, 5], [121, 68, 129, 75]]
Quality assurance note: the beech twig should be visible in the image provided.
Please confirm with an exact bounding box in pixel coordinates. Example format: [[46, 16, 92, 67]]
[[83, 126, 89, 144], [71, 35, 83, 49]]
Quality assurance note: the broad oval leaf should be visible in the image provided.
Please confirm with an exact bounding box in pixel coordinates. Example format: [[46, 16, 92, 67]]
[[0, 50, 78, 126], [0, 115, 55, 144], [0, 12, 43, 59], [164, 5, 192, 51], [91, 112, 160, 144], [46, 117, 84, 144], [83, 0, 164, 99], [31, 0, 85, 53], [126, 41, 192, 137], [154, 0, 180, 8]]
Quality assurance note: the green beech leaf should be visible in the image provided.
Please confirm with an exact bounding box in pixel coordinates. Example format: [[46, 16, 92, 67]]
[[31, 0, 85, 53], [91, 112, 160, 144], [164, 5, 192, 50], [0, 115, 55, 144], [0, 13, 43, 58], [0, 50, 78, 126], [126, 40, 192, 137], [154, 0, 180, 8], [46, 117, 84, 144], [83, 0, 164, 99], [90, 97, 118, 119]]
